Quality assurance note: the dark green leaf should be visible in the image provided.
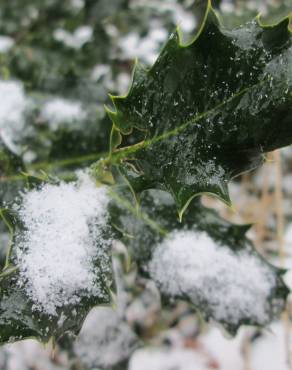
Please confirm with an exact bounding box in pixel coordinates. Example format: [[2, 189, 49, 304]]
[[106, 2, 292, 215], [0, 138, 24, 178], [0, 271, 110, 344], [109, 187, 289, 334], [0, 178, 113, 344]]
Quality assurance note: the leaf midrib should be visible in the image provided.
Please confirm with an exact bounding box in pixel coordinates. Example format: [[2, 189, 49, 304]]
[[109, 78, 266, 164]]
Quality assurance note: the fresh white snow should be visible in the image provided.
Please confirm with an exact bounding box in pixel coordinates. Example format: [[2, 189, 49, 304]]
[[14, 174, 111, 315], [149, 230, 277, 325]]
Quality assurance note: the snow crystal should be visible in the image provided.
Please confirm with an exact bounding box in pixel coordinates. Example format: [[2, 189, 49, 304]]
[[149, 230, 277, 325], [14, 175, 111, 316], [40, 98, 86, 130], [129, 347, 211, 370], [0, 35, 14, 53], [53, 26, 92, 49], [0, 80, 28, 153], [75, 307, 138, 369]]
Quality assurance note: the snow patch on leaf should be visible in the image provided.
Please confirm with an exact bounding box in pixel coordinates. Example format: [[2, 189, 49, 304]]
[[149, 230, 279, 326], [13, 175, 111, 316]]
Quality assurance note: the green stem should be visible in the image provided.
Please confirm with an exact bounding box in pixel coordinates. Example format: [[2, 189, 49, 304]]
[[108, 187, 167, 237], [0, 151, 107, 184]]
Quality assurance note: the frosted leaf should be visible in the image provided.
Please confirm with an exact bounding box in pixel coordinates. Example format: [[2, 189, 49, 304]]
[[107, 7, 292, 214], [74, 307, 138, 369], [149, 230, 279, 326], [13, 174, 111, 316]]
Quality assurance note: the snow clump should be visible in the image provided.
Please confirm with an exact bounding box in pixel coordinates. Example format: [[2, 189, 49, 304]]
[[14, 174, 111, 316], [149, 230, 278, 325]]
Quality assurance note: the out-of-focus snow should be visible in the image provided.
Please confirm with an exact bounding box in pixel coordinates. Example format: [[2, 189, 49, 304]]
[[119, 27, 168, 65], [0, 80, 28, 153], [40, 97, 86, 130], [1, 340, 66, 370], [250, 322, 291, 370], [75, 307, 139, 369], [0, 35, 14, 53], [53, 26, 92, 49], [129, 347, 214, 370]]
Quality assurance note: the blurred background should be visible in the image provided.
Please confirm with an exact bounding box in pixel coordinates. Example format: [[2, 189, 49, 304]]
[[0, 0, 291, 369]]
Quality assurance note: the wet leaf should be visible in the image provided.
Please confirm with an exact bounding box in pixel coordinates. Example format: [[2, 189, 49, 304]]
[[109, 187, 289, 334], [0, 272, 111, 344], [106, 2, 292, 215], [0, 180, 113, 344]]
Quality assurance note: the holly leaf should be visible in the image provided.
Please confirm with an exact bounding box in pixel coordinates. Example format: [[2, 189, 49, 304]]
[[0, 139, 26, 207], [0, 138, 24, 178], [0, 179, 113, 344], [0, 272, 111, 344], [106, 2, 292, 216], [109, 187, 289, 334]]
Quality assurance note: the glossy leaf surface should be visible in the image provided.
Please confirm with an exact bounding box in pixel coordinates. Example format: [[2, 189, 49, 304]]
[[109, 187, 289, 333], [107, 3, 292, 214]]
